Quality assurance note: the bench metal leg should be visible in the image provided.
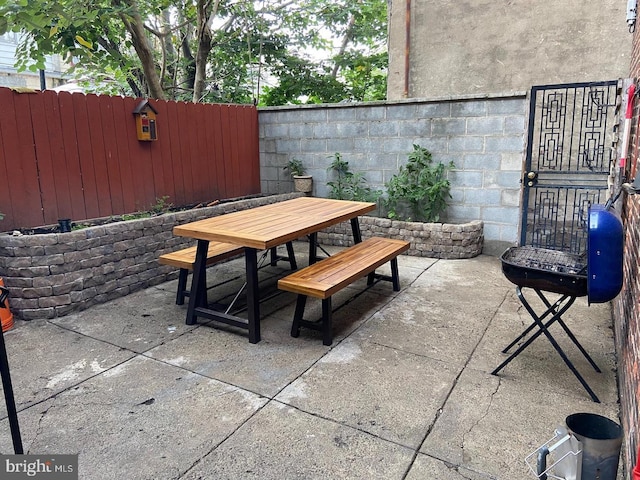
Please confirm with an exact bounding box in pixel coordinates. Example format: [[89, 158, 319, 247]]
[[269, 242, 297, 269], [290, 295, 333, 346], [322, 298, 333, 346], [291, 295, 307, 337], [176, 269, 188, 305]]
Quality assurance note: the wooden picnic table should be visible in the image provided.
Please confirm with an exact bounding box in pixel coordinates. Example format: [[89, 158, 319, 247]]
[[173, 197, 376, 343]]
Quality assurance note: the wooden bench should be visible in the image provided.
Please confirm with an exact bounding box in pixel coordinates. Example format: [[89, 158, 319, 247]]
[[278, 237, 410, 345], [160, 242, 298, 305], [159, 242, 245, 305]]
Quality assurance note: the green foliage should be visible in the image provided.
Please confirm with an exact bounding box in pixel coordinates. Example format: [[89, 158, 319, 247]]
[[259, 56, 350, 106], [383, 145, 455, 222], [283, 158, 306, 177], [326, 153, 381, 202], [149, 196, 173, 214], [0, 0, 388, 105]]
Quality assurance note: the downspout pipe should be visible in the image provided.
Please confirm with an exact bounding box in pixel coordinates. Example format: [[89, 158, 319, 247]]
[[404, 0, 411, 98]]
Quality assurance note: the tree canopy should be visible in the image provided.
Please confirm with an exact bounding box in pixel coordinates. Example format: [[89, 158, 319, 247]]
[[0, 0, 388, 105]]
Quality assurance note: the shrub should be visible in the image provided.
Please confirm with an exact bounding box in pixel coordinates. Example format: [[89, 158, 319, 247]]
[[383, 144, 455, 222], [283, 158, 306, 176], [326, 153, 381, 202]]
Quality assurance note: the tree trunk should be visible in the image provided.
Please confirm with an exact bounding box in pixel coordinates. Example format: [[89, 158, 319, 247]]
[[193, 0, 219, 103], [331, 14, 356, 79], [193, 33, 212, 102], [118, 0, 165, 100]]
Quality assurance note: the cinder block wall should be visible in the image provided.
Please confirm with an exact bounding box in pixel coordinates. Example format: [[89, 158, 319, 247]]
[[258, 95, 525, 255]]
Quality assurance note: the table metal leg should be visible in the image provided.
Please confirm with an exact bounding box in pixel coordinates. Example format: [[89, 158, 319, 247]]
[[185, 240, 209, 325], [350, 218, 362, 243], [308, 232, 318, 264], [245, 248, 260, 343]]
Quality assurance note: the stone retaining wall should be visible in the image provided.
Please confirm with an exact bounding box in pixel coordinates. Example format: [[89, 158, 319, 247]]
[[318, 217, 483, 259], [0, 194, 483, 320]]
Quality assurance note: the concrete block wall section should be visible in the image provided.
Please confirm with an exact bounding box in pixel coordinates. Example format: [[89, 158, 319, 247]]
[[259, 94, 526, 255]]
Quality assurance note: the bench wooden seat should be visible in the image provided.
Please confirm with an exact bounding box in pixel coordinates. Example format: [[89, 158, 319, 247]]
[[160, 241, 298, 305], [278, 237, 410, 345], [159, 242, 245, 305]]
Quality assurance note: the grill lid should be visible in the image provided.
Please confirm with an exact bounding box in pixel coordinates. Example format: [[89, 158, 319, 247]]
[[587, 204, 623, 303]]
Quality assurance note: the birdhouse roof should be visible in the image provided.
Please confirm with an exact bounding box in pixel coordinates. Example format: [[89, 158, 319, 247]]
[[133, 100, 158, 115]]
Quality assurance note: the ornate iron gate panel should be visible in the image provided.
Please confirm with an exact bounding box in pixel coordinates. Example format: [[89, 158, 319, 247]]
[[520, 81, 620, 254]]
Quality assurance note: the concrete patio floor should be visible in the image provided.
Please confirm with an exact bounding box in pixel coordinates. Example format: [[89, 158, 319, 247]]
[[0, 242, 623, 479]]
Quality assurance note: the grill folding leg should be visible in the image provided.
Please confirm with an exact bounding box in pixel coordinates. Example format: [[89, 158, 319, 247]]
[[491, 287, 601, 403]]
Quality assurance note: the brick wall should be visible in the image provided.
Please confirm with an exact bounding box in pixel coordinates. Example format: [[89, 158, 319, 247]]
[[259, 95, 525, 256], [0, 194, 483, 321], [614, 25, 640, 474]]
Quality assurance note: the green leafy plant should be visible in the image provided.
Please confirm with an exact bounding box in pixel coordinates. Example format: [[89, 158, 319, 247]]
[[283, 158, 307, 177], [149, 196, 173, 215], [383, 144, 455, 222], [326, 153, 381, 202]]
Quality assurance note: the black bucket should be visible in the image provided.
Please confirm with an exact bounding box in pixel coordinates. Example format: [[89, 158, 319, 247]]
[[566, 413, 622, 480]]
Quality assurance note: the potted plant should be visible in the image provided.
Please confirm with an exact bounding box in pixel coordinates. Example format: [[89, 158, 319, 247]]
[[284, 158, 313, 194]]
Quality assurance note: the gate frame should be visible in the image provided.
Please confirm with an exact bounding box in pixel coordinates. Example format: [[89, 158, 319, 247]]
[[519, 80, 621, 254]]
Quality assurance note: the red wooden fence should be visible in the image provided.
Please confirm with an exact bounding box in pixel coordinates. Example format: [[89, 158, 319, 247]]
[[0, 88, 260, 231]]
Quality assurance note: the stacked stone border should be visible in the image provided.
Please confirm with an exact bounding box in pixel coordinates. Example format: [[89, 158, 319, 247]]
[[318, 217, 483, 259], [0, 194, 483, 320]]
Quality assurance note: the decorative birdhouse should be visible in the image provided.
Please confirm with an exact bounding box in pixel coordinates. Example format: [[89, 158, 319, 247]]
[[132, 100, 158, 141]]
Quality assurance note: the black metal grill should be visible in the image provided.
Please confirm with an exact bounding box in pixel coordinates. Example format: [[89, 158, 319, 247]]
[[501, 246, 588, 297], [494, 204, 624, 403], [502, 246, 586, 275]]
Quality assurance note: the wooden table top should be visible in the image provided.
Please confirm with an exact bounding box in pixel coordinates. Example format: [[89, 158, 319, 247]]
[[173, 197, 376, 250]]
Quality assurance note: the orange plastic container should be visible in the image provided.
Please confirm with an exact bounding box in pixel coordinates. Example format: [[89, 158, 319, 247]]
[[0, 278, 14, 332]]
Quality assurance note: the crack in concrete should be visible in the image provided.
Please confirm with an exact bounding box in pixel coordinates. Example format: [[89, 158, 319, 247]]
[[29, 398, 58, 453], [460, 377, 501, 459], [405, 288, 510, 477]]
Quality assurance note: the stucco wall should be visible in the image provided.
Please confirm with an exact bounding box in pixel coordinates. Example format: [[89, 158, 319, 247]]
[[388, 0, 631, 99], [258, 96, 525, 255]]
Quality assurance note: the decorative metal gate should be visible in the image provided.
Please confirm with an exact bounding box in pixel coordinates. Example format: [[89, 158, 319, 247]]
[[520, 80, 620, 255]]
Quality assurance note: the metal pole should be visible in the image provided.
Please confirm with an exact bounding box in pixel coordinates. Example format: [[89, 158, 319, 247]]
[[39, 69, 46, 90], [0, 288, 23, 453]]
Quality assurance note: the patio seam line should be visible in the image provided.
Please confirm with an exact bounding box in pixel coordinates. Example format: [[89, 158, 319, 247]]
[[266, 398, 419, 451], [177, 398, 273, 479], [44, 318, 201, 355], [0, 350, 140, 420]]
